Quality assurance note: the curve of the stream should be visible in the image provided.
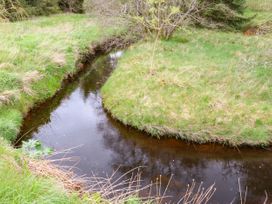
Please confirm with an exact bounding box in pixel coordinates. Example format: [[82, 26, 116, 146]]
[[18, 52, 272, 204]]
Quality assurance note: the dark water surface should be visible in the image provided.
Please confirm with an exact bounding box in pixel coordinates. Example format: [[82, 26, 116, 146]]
[[18, 53, 272, 203]]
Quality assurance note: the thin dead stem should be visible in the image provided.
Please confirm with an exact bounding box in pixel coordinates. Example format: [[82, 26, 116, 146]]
[[230, 178, 269, 204], [24, 150, 218, 204], [178, 180, 216, 204]]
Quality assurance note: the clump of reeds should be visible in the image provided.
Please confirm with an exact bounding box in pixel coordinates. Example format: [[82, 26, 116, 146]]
[[178, 180, 216, 204]]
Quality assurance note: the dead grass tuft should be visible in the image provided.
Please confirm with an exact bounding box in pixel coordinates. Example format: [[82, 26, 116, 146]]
[[27, 157, 166, 203], [0, 90, 19, 105], [27, 158, 86, 193], [51, 53, 66, 67], [22, 71, 43, 95], [244, 21, 272, 36], [246, 0, 272, 12], [22, 153, 215, 203], [0, 63, 14, 70], [258, 21, 272, 34]]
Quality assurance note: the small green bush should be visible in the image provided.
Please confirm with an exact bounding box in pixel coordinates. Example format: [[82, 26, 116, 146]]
[[22, 139, 53, 158]]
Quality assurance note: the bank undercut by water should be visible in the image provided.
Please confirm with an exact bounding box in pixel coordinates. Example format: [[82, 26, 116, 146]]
[[0, 14, 125, 142], [0, 13, 138, 203], [101, 12, 272, 147]]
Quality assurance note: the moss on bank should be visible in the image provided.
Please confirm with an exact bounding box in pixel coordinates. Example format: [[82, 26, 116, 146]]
[[102, 11, 272, 146]]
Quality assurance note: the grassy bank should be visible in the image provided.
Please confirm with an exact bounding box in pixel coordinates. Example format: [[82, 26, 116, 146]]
[[102, 10, 272, 146], [0, 138, 87, 204], [0, 137, 149, 203], [0, 14, 120, 203], [0, 14, 120, 142]]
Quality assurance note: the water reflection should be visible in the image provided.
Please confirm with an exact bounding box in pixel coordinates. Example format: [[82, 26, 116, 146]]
[[18, 54, 272, 203]]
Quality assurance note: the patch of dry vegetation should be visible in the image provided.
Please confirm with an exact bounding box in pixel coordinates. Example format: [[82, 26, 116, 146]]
[[246, 0, 272, 12], [0, 138, 216, 204], [0, 138, 86, 203]]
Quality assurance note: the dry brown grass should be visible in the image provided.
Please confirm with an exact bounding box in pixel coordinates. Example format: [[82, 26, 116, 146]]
[[51, 53, 67, 66], [27, 157, 164, 203], [0, 138, 217, 203], [0, 63, 14, 69], [244, 21, 272, 36], [246, 0, 272, 12], [257, 21, 272, 34], [0, 90, 19, 105], [1, 153, 85, 193], [178, 180, 216, 204], [22, 71, 43, 95], [24, 154, 216, 204], [28, 158, 86, 193], [0, 71, 43, 105], [0, 0, 28, 21]]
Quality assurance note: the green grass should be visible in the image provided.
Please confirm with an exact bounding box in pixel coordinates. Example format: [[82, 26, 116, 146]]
[[0, 139, 88, 204], [0, 14, 122, 203], [102, 14, 272, 146], [0, 14, 119, 141]]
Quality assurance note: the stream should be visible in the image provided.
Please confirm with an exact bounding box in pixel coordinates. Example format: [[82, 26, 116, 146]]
[[18, 52, 272, 203]]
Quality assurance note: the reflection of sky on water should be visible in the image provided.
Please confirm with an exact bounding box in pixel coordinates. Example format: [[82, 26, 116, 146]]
[[20, 54, 272, 204]]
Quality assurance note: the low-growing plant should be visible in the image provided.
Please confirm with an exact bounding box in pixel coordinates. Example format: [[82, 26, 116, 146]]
[[22, 139, 53, 158], [125, 0, 199, 39]]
